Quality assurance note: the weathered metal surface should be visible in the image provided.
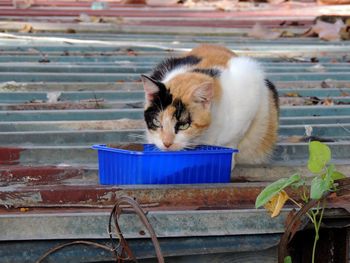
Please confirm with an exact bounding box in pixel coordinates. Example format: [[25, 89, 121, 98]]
[[1, 106, 350, 122], [0, 236, 279, 262], [0, 183, 264, 208], [0, 165, 96, 186], [1, 143, 349, 167], [0, 6, 349, 263], [0, 209, 289, 240]]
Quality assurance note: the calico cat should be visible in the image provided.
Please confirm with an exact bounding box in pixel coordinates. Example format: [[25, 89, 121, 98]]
[[141, 44, 279, 165]]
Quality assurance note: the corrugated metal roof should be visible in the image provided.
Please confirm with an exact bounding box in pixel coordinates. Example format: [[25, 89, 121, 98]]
[[0, 2, 349, 261]]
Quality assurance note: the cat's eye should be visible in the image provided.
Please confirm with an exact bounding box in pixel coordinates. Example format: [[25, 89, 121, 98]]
[[178, 123, 190, 130], [152, 118, 161, 127]]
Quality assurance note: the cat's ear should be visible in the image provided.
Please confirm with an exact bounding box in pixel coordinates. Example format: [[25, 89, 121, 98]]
[[192, 82, 213, 109], [141, 75, 160, 102]]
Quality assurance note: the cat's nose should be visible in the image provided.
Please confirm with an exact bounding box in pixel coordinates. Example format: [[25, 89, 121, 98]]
[[163, 142, 173, 148]]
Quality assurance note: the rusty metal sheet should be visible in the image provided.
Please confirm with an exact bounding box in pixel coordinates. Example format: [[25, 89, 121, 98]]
[[0, 183, 264, 208]]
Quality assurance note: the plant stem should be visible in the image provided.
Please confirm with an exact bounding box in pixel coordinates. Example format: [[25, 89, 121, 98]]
[[311, 200, 326, 263], [288, 197, 314, 222]]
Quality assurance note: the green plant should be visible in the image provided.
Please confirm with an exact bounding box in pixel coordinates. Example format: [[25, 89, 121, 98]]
[[255, 141, 346, 263]]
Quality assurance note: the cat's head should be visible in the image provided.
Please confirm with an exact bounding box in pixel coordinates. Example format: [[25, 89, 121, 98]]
[[141, 73, 214, 150]]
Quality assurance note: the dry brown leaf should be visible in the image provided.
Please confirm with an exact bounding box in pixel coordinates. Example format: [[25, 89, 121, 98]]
[[311, 19, 345, 41], [279, 97, 306, 106], [339, 19, 350, 40], [13, 0, 33, 9], [65, 28, 76, 34], [321, 80, 331, 89], [214, 0, 238, 11], [268, 0, 286, 4], [20, 207, 30, 212], [317, 0, 350, 4], [19, 24, 34, 33], [323, 98, 334, 106], [284, 92, 301, 97], [77, 13, 92, 23], [91, 16, 107, 23], [280, 30, 296, 38], [264, 190, 290, 218], [248, 23, 282, 40]]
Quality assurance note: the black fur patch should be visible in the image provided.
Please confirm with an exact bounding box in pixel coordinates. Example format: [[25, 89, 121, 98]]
[[144, 81, 173, 130], [265, 79, 279, 110], [192, 68, 221, 78], [150, 55, 201, 81], [172, 98, 191, 133]]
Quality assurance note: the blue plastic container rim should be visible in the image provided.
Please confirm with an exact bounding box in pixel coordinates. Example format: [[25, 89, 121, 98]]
[[92, 144, 239, 155]]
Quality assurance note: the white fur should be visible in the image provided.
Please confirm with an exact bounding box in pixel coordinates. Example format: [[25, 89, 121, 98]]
[[146, 130, 163, 148], [199, 57, 269, 149], [162, 65, 191, 83]]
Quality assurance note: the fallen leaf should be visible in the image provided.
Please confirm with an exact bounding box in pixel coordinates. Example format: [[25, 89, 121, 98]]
[[268, 0, 286, 4], [307, 64, 326, 72], [248, 23, 282, 40], [321, 80, 331, 89], [91, 16, 107, 23], [214, 0, 238, 11], [126, 48, 137, 56], [13, 0, 33, 9], [317, 0, 350, 4], [77, 13, 91, 23], [19, 24, 34, 33], [264, 190, 290, 218], [284, 92, 301, 97], [309, 19, 345, 41], [280, 31, 296, 38], [341, 91, 350, 96], [20, 207, 29, 212], [304, 96, 321, 105], [279, 97, 306, 106], [65, 28, 76, 34], [305, 125, 313, 137], [47, 92, 62, 103], [322, 98, 334, 106]]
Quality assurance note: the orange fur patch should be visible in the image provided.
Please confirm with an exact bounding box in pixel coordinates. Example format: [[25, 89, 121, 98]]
[[186, 44, 236, 68]]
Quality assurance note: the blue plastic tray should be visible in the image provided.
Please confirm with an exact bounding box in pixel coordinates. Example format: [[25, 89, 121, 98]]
[[92, 144, 238, 185]]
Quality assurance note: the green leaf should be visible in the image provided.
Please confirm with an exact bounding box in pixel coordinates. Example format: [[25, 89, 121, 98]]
[[255, 174, 300, 208], [308, 141, 331, 174], [290, 178, 306, 190], [332, 171, 347, 181], [284, 256, 292, 263], [310, 176, 328, 200], [325, 164, 335, 186]]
